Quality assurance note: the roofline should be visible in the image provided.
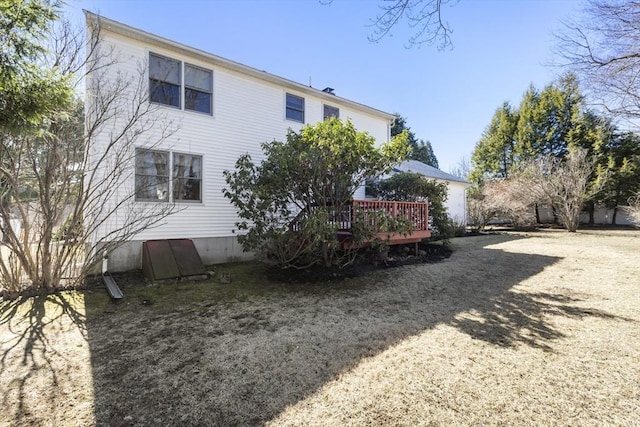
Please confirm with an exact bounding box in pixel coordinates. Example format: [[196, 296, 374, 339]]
[[391, 165, 470, 185], [84, 11, 395, 122]]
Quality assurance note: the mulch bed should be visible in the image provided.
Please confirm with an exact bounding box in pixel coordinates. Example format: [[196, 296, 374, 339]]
[[267, 242, 452, 283]]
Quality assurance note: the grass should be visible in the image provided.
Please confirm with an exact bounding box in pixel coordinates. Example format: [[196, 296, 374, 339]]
[[1, 229, 639, 426]]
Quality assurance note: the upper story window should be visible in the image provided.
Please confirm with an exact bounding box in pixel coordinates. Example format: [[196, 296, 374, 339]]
[[149, 53, 213, 115], [286, 93, 305, 123], [323, 104, 339, 120], [185, 64, 212, 114], [149, 54, 181, 108]]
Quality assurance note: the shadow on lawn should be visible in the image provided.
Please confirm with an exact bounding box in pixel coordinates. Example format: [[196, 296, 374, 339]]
[[77, 234, 629, 426], [450, 291, 627, 351], [0, 293, 86, 423]]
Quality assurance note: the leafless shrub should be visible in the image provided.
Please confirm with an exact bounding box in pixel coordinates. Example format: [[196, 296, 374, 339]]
[[623, 192, 640, 227], [516, 148, 599, 232], [467, 178, 536, 231], [0, 17, 177, 294]]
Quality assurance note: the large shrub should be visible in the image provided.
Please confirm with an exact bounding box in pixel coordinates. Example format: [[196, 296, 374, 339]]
[[223, 118, 410, 268], [374, 172, 453, 241]]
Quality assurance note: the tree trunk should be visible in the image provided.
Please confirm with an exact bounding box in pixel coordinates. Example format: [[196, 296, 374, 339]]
[[612, 206, 618, 225], [585, 201, 595, 225]]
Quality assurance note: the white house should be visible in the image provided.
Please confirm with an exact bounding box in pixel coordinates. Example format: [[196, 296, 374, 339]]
[[390, 160, 470, 225], [85, 12, 398, 271]]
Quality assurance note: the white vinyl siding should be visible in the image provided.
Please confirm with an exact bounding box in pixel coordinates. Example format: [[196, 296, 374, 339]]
[[89, 26, 392, 242]]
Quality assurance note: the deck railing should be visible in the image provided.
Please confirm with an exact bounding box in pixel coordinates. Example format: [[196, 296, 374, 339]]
[[351, 200, 429, 232], [289, 200, 429, 233]]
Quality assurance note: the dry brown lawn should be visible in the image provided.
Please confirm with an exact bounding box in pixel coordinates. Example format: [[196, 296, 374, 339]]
[[1, 229, 639, 426]]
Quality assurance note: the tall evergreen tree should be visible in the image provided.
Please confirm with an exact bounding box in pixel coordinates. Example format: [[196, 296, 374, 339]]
[[471, 74, 616, 225], [595, 132, 640, 224], [391, 113, 439, 168], [0, 0, 71, 132], [470, 101, 518, 183], [516, 74, 583, 161]]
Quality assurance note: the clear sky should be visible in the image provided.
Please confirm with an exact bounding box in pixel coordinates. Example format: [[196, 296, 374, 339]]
[[64, 0, 584, 172]]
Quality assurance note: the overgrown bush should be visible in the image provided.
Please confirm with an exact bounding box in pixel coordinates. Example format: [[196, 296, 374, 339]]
[[482, 179, 536, 226], [374, 172, 452, 241], [223, 118, 411, 268]]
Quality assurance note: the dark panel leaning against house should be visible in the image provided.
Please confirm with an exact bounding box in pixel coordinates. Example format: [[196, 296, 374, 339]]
[[142, 239, 206, 281]]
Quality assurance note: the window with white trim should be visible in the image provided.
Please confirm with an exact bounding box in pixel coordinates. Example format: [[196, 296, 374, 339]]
[[185, 63, 212, 114], [286, 93, 305, 123], [135, 148, 203, 203], [323, 104, 339, 120], [149, 53, 213, 115], [135, 148, 170, 201], [149, 54, 181, 108], [173, 152, 202, 201]]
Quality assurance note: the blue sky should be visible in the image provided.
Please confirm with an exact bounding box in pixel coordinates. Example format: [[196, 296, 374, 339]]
[[64, 0, 584, 172]]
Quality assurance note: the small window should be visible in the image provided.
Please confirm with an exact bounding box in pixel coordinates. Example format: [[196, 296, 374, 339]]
[[185, 63, 212, 114], [149, 53, 181, 108], [364, 178, 379, 198], [173, 153, 202, 202], [286, 93, 305, 123], [323, 105, 339, 120], [135, 149, 170, 201]]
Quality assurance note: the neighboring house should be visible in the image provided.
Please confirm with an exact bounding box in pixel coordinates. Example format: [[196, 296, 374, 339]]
[[389, 160, 470, 225], [85, 12, 401, 271]]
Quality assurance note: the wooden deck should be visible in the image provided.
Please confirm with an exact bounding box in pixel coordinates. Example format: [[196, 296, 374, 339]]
[[290, 200, 431, 249]]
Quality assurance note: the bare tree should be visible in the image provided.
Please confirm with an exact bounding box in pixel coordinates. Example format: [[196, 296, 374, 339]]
[[449, 155, 471, 180], [518, 148, 599, 232], [623, 192, 640, 226], [467, 178, 536, 231], [469, 149, 600, 232], [321, 0, 457, 49], [484, 178, 536, 227], [0, 18, 177, 295], [370, 0, 458, 48], [557, 1, 640, 123]]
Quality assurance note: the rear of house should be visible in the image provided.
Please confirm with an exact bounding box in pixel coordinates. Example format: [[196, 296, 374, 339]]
[[85, 12, 396, 271]]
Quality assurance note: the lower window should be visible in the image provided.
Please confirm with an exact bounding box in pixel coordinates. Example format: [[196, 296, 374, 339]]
[[135, 149, 169, 201], [135, 148, 203, 202], [173, 152, 202, 201]]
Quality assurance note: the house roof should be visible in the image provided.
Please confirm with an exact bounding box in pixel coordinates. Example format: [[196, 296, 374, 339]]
[[84, 11, 395, 122], [393, 160, 469, 184]]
